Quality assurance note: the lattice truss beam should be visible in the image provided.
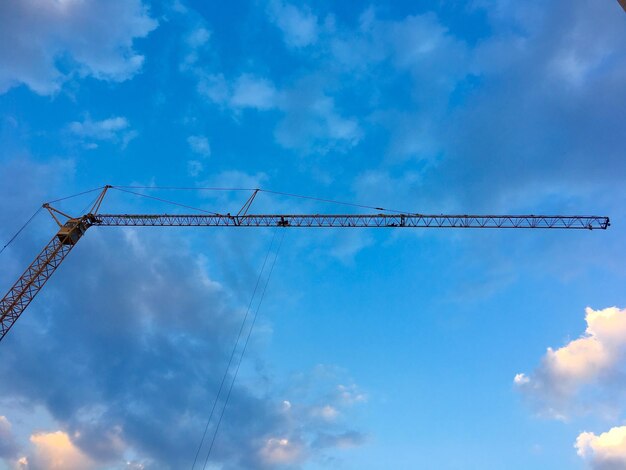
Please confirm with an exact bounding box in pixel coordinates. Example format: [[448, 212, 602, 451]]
[[93, 214, 610, 229], [0, 184, 611, 343], [0, 231, 80, 341]]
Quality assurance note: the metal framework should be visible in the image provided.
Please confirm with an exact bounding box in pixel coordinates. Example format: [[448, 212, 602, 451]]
[[0, 186, 611, 342], [93, 214, 609, 229], [0, 224, 85, 340]]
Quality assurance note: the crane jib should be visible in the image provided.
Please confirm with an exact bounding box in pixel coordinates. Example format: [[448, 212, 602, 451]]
[[90, 214, 610, 230], [0, 209, 611, 343]]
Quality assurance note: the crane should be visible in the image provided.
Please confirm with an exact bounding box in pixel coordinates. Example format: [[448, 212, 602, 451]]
[[0, 185, 610, 342]]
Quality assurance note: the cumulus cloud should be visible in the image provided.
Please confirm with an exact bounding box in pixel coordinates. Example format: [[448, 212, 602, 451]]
[[267, 0, 320, 48], [68, 116, 137, 149], [576, 426, 626, 470], [0, 0, 157, 95], [27, 431, 95, 470], [515, 306, 626, 418]]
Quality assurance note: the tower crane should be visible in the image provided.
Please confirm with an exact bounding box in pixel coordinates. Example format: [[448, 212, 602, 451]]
[[0, 185, 610, 342]]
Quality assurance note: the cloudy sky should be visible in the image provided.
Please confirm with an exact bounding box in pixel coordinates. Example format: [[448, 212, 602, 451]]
[[1, 0, 625, 469]]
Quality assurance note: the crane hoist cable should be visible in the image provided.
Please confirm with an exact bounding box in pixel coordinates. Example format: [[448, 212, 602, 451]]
[[202, 229, 285, 470], [0, 185, 611, 343], [191, 228, 280, 470]]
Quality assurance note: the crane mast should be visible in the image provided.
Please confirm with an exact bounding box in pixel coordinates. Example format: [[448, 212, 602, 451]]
[[0, 186, 610, 342]]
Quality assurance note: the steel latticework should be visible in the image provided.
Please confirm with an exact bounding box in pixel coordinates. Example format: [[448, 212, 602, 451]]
[[92, 213, 610, 229], [0, 185, 611, 343], [0, 231, 81, 341]]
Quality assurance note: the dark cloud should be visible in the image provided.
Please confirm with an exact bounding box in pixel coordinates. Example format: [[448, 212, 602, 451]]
[[0, 416, 18, 458], [424, 0, 626, 209], [0, 159, 367, 469]]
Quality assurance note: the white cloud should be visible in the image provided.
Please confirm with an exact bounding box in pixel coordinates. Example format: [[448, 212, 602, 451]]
[[194, 9, 469, 156], [181, 27, 211, 70], [336, 384, 367, 406], [187, 27, 211, 48], [311, 405, 339, 421], [187, 135, 211, 157], [0, 0, 157, 95], [187, 160, 204, 177], [197, 73, 230, 106], [27, 431, 95, 470], [268, 1, 319, 48], [515, 306, 626, 418], [231, 75, 278, 110], [68, 116, 137, 149], [514, 373, 530, 385], [273, 90, 362, 154], [198, 73, 278, 111], [258, 437, 306, 465], [197, 71, 362, 154], [69, 117, 129, 140], [576, 426, 626, 470]]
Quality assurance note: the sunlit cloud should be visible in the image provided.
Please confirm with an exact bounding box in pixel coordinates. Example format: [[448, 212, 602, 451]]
[[515, 307, 626, 418], [258, 437, 306, 465], [576, 426, 626, 470], [28, 431, 95, 470]]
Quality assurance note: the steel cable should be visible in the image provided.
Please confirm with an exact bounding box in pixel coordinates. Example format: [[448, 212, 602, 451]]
[[202, 229, 286, 470], [191, 229, 280, 469], [0, 207, 42, 256], [111, 187, 220, 216], [108, 185, 411, 214]]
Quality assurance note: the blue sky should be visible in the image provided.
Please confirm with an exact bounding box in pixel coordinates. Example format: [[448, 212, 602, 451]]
[[1, 1, 626, 469]]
